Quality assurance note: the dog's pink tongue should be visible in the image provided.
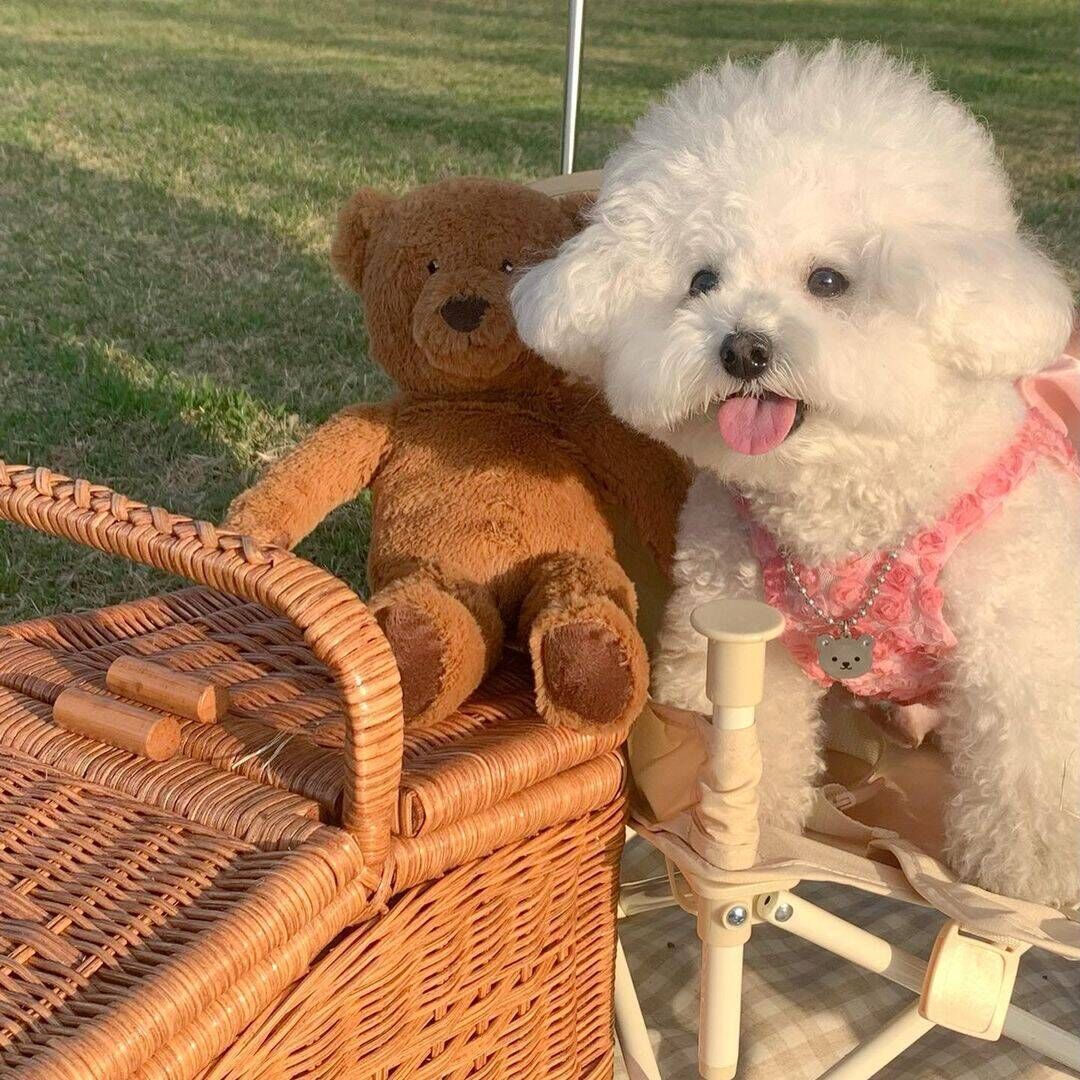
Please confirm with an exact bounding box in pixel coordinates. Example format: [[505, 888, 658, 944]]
[[717, 394, 798, 455]]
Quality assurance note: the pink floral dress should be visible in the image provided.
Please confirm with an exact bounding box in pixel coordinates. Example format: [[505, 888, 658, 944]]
[[738, 405, 1080, 706]]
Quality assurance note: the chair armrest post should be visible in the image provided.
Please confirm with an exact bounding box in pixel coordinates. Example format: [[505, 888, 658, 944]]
[[688, 599, 785, 872]]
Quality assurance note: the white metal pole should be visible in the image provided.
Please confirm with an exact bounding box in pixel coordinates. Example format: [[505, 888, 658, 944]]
[[819, 1001, 934, 1080], [757, 891, 1080, 1072], [757, 890, 926, 992], [560, 0, 585, 174], [698, 911, 746, 1080], [614, 936, 662, 1080], [688, 600, 784, 1080]]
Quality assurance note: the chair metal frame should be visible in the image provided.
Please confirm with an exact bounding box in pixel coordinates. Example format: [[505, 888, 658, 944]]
[[614, 599, 1080, 1080]]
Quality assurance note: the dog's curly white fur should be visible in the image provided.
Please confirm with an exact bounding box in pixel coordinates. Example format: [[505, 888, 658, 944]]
[[513, 43, 1078, 906]]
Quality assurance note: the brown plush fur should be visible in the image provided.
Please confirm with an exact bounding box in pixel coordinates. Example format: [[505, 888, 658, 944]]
[[226, 177, 690, 733]]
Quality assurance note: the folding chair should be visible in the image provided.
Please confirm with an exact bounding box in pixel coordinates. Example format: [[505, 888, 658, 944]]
[[614, 599, 1080, 1080]]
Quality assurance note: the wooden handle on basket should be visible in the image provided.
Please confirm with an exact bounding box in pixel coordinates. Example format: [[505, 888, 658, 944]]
[[0, 463, 404, 875], [106, 656, 228, 722], [53, 688, 180, 761]]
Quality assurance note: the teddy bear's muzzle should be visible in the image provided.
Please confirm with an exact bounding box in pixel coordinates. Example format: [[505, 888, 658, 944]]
[[413, 269, 519, 377]]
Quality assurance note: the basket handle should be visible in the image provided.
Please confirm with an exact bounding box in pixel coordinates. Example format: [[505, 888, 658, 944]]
[[0, 463, 403, 875]]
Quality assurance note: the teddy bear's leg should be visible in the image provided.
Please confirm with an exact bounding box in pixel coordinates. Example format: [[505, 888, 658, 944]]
[[518, 552, 648, 732], [370, 571, 503, 726]]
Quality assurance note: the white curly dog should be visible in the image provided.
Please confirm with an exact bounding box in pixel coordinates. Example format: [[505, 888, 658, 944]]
[[513, 43, 1079, 906]]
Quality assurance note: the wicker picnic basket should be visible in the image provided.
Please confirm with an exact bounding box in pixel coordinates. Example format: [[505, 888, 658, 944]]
[[0, 462, 628, 1078]]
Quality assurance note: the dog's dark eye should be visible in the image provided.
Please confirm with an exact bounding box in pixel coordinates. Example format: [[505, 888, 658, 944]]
[[689, 268, 720, 296], [427, 259, 439, 275], [500, 259, 514, 274], [807, 266, 849, 298]]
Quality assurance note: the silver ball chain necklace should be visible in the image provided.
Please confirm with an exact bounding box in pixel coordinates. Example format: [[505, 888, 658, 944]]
[[782, 548, 898, 680]]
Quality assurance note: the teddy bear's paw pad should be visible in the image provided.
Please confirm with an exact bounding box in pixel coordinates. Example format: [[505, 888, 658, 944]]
[[540, 619, 634, 726], [376, 604, 445, 718]]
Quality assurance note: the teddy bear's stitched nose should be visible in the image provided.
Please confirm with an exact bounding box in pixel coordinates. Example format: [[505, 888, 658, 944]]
[[440, 296, 489, 333]]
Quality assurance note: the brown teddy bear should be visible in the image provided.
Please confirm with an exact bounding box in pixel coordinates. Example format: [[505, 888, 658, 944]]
[[225, 177, 689, 733]]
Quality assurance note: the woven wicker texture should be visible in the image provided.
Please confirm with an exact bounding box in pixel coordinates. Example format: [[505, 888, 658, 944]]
[[0, 748, 365, 1079], [0, 463, 403, 875], [0, 462, 628, 1077], [187, 798, 624, 1080], [0, 587, 621, 841]]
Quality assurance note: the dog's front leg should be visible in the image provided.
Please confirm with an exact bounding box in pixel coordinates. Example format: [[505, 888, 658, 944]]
[[650, 474, 825, 832], [939, 657, 1079, 908], [938, 464, 1080, 907]]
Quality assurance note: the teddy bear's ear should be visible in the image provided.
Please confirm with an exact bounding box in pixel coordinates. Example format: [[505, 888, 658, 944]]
[[815, 634, 834, 650], [557, 190, 596, 231], [330, 188, 394, 294], [858, 635, 874, 649], [877, 226, 1073, 379]]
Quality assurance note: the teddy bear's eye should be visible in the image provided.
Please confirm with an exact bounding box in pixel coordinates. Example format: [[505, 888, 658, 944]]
[[689, 268, 719, 296], [501, 259, 514, 274], [427, 259, 440, 275], [807, 266, 849, 298]]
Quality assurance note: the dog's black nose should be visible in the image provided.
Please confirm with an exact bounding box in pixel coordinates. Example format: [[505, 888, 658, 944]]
[[440, 296, 489, 333], [720, 331, 773, 381]]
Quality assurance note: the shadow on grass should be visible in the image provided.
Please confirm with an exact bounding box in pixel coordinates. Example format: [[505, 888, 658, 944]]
[[0, 144, 383, 617], [0, 40, 568, 187], [65, 0, 1075, 77]]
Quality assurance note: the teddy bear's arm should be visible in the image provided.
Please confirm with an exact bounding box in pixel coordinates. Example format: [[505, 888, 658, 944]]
[[225, 402, 395, 549], [573, 410, 692, 578]]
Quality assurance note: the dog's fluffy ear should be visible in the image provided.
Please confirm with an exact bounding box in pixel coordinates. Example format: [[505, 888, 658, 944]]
[[511, 220, 629, 380], [881, 227, 1073, 378], [331, 188, 394, 294]]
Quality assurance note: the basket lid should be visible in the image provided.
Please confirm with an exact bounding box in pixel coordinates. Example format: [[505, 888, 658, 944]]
[[0, 588, 622, 844]]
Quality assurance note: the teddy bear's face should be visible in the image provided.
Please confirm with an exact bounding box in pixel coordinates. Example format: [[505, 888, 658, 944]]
[[332, 178, 582, 394]]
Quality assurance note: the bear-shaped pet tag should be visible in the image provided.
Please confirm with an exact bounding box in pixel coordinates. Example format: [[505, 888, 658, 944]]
[[816, 633, 874, 680]]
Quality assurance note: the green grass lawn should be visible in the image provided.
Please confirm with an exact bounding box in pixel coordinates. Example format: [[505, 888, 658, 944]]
[[1, 0, 1077, 621]]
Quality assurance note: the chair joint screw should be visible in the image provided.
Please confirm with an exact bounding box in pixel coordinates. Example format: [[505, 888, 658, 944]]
[[773, 902, 794, 923], [725, 905, 748, 928]]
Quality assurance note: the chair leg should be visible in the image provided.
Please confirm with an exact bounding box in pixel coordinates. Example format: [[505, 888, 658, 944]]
[[998, 1002, 1080, 1072], [614, 934, 662, 1080], [699, 939, 744, 1080], [697, 898, 750, 1080], [818, 1001, 935, 1080], [757, 891, 1080, 1072]]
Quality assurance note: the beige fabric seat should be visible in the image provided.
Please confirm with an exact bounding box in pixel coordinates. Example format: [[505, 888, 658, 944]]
[[629, 701, 1080, 962]]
